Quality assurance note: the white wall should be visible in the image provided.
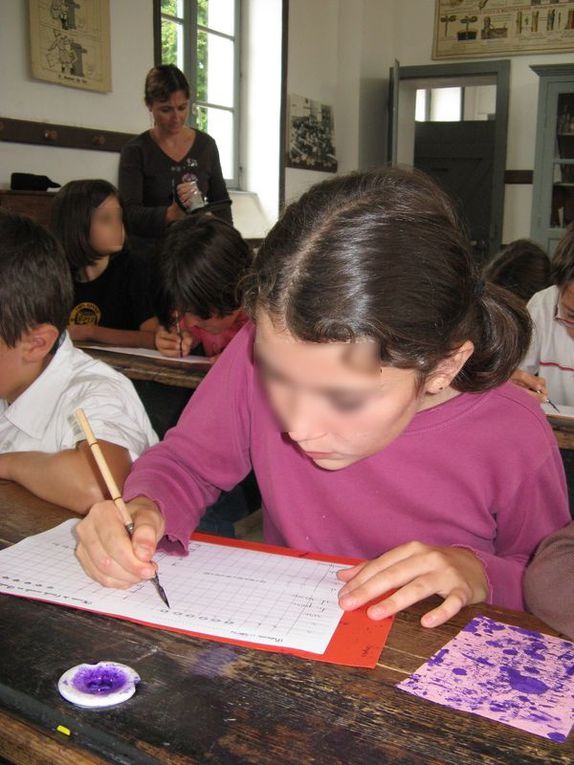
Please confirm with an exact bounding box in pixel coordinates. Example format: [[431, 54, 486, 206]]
[[240, 0, 282, 233], [0, 0, 154, 188], [284, 0, 340, 204], [284, 0, 574, 242]]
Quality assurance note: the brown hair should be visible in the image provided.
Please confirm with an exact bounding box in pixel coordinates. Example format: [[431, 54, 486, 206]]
[[144, 64, 190, 106], [0, 211, 73, 346], [551, 222, 574, 288], [482, 239, 551, 302], [51, 179, 125, 271], [154, 215, 252, 325], [244, 166, 531, 392]]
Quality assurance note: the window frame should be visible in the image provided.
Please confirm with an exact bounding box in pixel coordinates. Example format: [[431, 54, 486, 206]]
[[153, 0, 241, 188]]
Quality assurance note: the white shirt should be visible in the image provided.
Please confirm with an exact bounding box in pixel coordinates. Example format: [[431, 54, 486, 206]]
[[520, 285, 574, 406], [0, 334, 158, 459]]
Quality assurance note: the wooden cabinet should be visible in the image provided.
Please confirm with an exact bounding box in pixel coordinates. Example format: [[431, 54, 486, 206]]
[[531, 64, 574, 254], [0, 190, 56, 228]]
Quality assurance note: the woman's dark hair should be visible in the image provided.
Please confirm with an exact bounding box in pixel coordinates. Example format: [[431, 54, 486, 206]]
[[144, 64, 190, 105], [551, 222, 574, 288], [51, 179, 124, 271], [244, 166, 532, 393], [0, 211, 73, 346], [482, 239, 551, 302], [154, 215, 252, 326]]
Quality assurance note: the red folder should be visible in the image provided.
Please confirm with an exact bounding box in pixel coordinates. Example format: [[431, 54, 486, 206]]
[[146, 532, 395, 669]]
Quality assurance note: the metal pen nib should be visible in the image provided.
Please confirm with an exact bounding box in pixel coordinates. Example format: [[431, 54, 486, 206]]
[[544, 398, 560, 414], [125, 522, 170, 609]]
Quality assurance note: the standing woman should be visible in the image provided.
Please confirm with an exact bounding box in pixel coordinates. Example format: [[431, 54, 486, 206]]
[[119, 64, 232, 248]]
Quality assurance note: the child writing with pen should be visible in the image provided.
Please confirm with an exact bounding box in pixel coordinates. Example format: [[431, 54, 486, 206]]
[[512, 223, 574, 406], [75, 167, 569, 627], [153, 215, 251, 361]]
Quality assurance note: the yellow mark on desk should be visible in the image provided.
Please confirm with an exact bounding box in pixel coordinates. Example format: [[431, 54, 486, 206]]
[[56, 724, 71, 736]]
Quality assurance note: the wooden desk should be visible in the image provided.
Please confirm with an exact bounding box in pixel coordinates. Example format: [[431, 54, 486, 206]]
[[79, 346, 211, 390], [0, 190, 56, 228], [553, 426, 574, 451], [0, 481, 572, 765]]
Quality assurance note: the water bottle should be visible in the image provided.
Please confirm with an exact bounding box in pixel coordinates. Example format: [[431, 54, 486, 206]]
[[172, 158, 206, 212]]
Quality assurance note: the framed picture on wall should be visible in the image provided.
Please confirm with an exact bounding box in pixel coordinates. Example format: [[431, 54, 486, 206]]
[[433, 0, 574, 60], [28, 0, 112, 92], [286, 94, 338, 173]]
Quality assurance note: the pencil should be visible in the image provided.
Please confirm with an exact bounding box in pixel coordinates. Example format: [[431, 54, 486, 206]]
[[175, 312, 183, 358], [74, 408, 170, 609]]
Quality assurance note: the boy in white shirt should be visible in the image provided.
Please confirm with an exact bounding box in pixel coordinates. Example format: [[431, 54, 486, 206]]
[[514, 223, 574, 406], [0, 211, 157, 513]]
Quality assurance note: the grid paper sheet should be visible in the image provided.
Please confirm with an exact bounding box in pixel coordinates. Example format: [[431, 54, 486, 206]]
[[0, 520, 347, 655]]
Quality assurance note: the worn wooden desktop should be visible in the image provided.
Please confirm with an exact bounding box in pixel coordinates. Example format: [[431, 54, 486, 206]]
[[79, 346, 211, 390], [0, 481, 572, 765]]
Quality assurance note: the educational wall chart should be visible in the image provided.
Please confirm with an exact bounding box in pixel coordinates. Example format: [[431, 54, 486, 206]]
[[29, 0, 111, 92], [287, 95, 338, 173], [433, 0, 574, 59]]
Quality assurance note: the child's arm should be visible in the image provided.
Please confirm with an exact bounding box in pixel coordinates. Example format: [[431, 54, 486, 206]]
[[68, 322, 158, 349], [524, 521, 574, 638], [338, 447, 569, 627], [0, 440, 131, 515], [75, 326, 254, 585]]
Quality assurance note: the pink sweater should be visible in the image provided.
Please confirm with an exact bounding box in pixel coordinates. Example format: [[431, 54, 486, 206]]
[[125, 323, 570, 610], [184, 312, 248, 357]]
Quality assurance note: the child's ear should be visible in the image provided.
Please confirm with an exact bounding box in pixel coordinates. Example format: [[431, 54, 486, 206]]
[[425, 340, 475, 394], [20, 324, 61, 362]]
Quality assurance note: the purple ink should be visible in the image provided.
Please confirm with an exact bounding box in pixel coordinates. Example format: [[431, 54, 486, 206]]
[[58, 661, 140, 708], [397, 615, 574, 742], [71, 665, 130, 695], [504, 668, 548, 695]]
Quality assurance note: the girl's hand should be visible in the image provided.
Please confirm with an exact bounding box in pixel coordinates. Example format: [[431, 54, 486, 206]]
[[155, 326, 193, 357], [75, 496, 165, 588], [208, 353, 221, 364], [165, 199, 186, 224], [511, 370, 548, 401], [68, 323, 93, 342], [337, 542, 489, 628]]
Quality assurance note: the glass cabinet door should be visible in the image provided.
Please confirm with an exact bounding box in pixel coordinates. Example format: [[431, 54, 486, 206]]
[[553, 91, 574, 230], [531, 65, 574, 254]]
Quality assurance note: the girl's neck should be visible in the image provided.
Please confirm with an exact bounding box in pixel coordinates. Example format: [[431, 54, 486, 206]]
[[418, 385, 461, 412], [80, 255, 110, 283]]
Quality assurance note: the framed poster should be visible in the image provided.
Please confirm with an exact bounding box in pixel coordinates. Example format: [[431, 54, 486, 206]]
[[433, 0, 574, 60], [286, 94, 338, 173], [28, 0, 111, 92]]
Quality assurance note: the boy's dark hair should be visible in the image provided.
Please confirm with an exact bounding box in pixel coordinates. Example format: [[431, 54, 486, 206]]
[[0, 211, 73, 346], [551, 222, 574, 288], [482, 239, 552, 302], [51, 179, 124, 271], [154, 215, 252, 326], [244, 166, 532, 393], [144, 64, 190, 105]]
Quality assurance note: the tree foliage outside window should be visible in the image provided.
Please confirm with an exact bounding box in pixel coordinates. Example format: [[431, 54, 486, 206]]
[[158, 0, 238, 180]]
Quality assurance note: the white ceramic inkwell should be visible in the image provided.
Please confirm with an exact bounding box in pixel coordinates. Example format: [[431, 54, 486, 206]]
[[58, 661, 140, 708]]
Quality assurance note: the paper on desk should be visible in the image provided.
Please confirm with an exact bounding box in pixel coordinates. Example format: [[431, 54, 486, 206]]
[[542, 402, 574, 428], [0, 520, 393, 665], [397, 615, 574, 742], [81, 344, 209, 365]]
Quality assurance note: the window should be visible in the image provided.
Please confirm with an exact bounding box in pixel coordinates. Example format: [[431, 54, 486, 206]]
[[155, 0, 240, 187]]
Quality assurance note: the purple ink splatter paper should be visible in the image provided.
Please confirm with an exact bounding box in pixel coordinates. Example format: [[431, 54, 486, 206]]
[[397, 615, 574, 742]]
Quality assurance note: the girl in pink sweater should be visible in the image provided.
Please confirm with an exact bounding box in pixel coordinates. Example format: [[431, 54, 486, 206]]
[[76, 167, 569, 628]]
